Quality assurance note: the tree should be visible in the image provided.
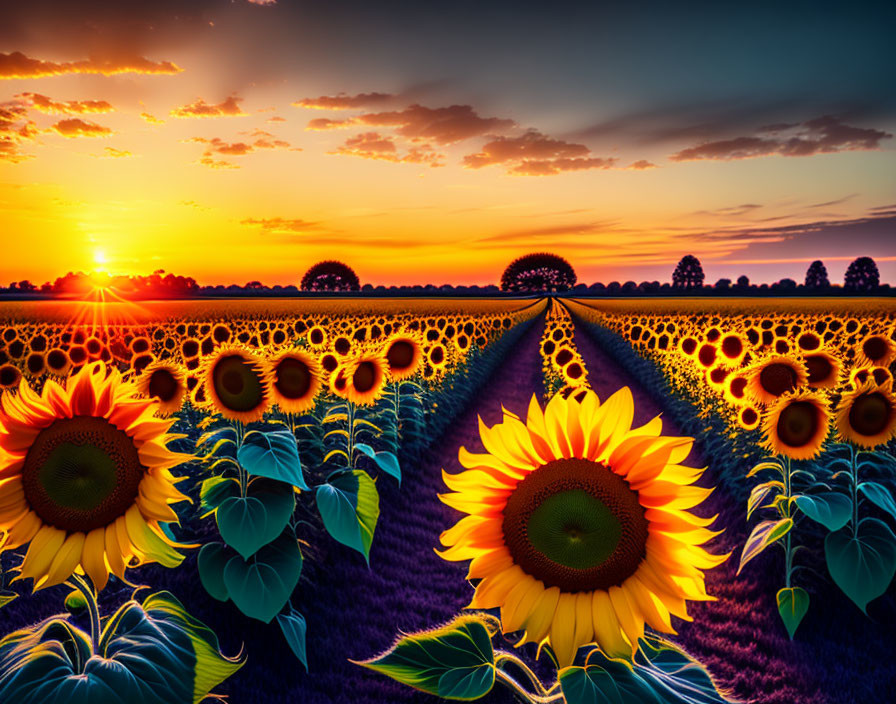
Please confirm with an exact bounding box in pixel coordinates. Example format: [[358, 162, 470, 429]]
[[804, 260, 829, 289], [736, 275, 750, 288], [844, 257, 879, 292], [500, 253, 576, 292], [714, 278, 731, 290], [301, 261, 360, 292], [671, 255, 704, 289]]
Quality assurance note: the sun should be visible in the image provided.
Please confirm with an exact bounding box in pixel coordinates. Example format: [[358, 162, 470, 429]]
[[93, 248, 108, 270]]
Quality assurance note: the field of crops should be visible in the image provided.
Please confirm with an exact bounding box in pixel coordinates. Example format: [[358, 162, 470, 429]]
[[1, 296, 894, 704]]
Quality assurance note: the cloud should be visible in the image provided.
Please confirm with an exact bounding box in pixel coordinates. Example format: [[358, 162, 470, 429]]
[[0, 105, 37, 162], [247, 0, 277, 5], [16, 93, 113, 115], [140, 112, 164, 125], [102, 147, 133, 158], [50, 118, 112, 138], [463, 131, 616, 176], [189, 132, 295, 166], [670, 116, 892, 162], [294, 92, 395, 110], [267, 116, 286, 122], [627, 159, 657, 170], [0, 51, 182, 79], [240, 217, 321, 233], [198, 156, 239, 169], [308, 103, 515, 145], [171, 96, 246, 119], [329, 131, 443, 166]]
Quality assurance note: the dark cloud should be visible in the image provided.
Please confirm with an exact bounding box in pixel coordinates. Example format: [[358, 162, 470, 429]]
[[670, 116, 891, 161], [0, 51, 181, 79], [17, 92, 113, 115], [171, 96, 246, 119], [50, 118, 112, 138]]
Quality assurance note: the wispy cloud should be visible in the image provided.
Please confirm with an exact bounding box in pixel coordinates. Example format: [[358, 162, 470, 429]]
[[329, 132, 443, 166], [0, 51, 181, 79], [16, 93, 113, 115], [294, 92, 395, 110], [49, 118, 112, 138], [464, 131, 616, 176], [171, 96, 247, 119]]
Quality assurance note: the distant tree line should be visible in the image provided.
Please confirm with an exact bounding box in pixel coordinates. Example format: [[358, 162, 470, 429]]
[[0, 255, 890, 299]]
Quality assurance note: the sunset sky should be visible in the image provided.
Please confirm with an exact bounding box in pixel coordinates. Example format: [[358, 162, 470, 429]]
[[1, 0, 894, 287]]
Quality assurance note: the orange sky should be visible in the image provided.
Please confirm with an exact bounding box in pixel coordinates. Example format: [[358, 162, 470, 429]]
[[2, 1, 895, 287]]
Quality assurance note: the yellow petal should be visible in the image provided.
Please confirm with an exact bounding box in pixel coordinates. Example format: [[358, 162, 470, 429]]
[[591, 589, 632, 659], [40, 531, 86, 590], [82, 527, 110, 592], [549, 592, 579, 667]]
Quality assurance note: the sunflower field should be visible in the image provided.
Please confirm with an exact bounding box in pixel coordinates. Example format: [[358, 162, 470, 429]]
[[1, 295, 894, 704]]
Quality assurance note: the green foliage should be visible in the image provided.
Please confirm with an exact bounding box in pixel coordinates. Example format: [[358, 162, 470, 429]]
[[0, 591, 242, 704], [355, 443, 401, 484], [216, 478, 296, 559], [197, 542, 232, 602], [354, 614, 496, 700], [825, 518, 896, 613], [237, 429, 309, 490], [776, 587, 810, 640], [222, 530, 303, 623], [737, 518, 792, 574], [277, 607, 308, 671], [794, 493, 852, 532], [200, 475, 239, 514], [858, 482, 896, 522], [316, 469, 380, 562]]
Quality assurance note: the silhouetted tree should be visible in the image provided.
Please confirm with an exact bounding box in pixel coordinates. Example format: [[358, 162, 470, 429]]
[[804, 260, 830, 289], [736, 275, 750, 288], [714, 278, 731, 290], [773, 278, 797, 292], [672, 255, 704, 289], [301, 261, 361, 291], [500, 253, 576, 292], [844, 257, 879, 292]]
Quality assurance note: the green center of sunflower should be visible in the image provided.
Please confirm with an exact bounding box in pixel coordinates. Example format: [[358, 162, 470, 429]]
[[275, 357, 312, 399], [849, 392, 890, 437], [22, 416, 143, 532], [212, 354, 265, 412], [502, 458, 648, 592], [776, 401, 819, 447]]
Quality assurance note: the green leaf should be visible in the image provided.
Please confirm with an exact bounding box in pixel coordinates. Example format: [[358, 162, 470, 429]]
[[737, 518, 792, 575], [858, 482, 896, 522], [197, 542, 233, 602], [277, 608, 308, 671], [223, 530, 303, 623], [354, 614, 496, 700], [200, 476, 239, 514], [560, 663, 623, 704], [0, 591, 17, 610], [794, 493, 852, 532], [237, 429, 309, 491], [747, 460, 782, 478], [315, 469, 380, 562], [355, 443, 402, 485], [0, 591, 242, 704], [747, 481, 782, 520], [216, 478, 296, 559], [776, 587, 810, 640], [825, 517, 896, 613]]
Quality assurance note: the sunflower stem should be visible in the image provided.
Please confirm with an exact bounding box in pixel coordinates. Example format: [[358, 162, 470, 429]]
[[392, 381, 402, 452], [67, 573, 101, 655], [494, 667, 563, 703], [850, 442, 858, 537], [346, 402, 355, 469], [783, 456, 793, 588], [495, 651, 551, 696], [234, 420, 247, 497]]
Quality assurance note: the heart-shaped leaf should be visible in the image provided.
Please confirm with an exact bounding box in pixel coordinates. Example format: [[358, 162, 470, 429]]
[[355, 443, 401, 485], [354, 614, 495, 700], [794, 493, 852, 532], [237, 429, 309, 490], [216, 478, 296, 559], [223, 530, 303, 623], [776, 587, 810, 640], [277, 608, 308, 671], [316, 469, 379, 562], [197, 542, 234, 602], [825, 517, 896, 613], [559, 663, 624, 704], [200, 476, 239, 514], [858, 482, 896, 522]]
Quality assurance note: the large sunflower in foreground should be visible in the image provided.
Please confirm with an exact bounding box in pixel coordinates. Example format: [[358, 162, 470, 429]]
[[0, 362, 191, 592], [438, 387, 725, 668]]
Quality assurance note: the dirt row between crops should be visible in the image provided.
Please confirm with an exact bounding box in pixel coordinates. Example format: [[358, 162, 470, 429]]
[[570, 311, 896, 704]]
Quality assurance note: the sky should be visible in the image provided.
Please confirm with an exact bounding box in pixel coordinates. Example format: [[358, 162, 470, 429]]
[[1, 0, 894, 287]]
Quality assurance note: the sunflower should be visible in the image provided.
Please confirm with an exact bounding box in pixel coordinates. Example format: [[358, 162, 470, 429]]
[[136, 360, 187, 417], [0, 361, 191, 592], [306, 325, 328, 349], [723, 374, 749, 406], [857, 334, 896, 368], [384, 335, 423, 381], [45, 348, 72, 377], [437, 388, 724, 667], [202, 344, 272, 423], [835, 382, 896, 448], [717, 334, 746, 367], [0, 364, 21, 389], [270, 350, 321, 414], [762, 390, 830, 460], [342, 353, 388, 406], [802, 349, 841, 389], [745, 354, 808, 405], [737, 405, 761, 430]]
